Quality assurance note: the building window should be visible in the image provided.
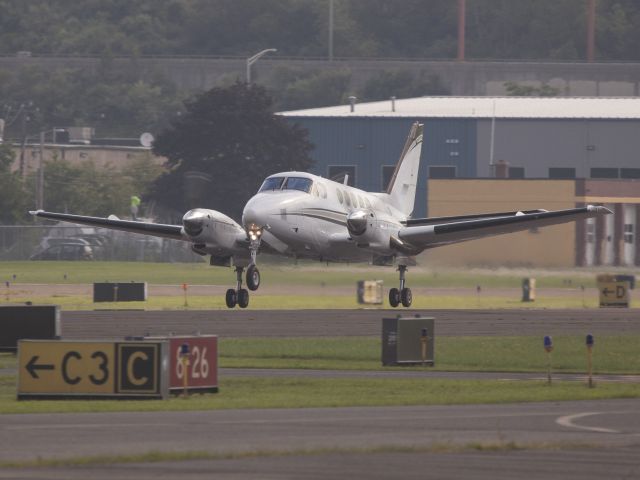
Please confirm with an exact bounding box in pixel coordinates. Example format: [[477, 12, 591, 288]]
[[381, 165, 395, 191], [591, 167, 619, 179], [549, 167, 576, 179], [508, 167, 525, 178], [328, 166, 355, 187], [429, 166, 457, 179], [587, 223, 595, 243], [621, 168, 640, 179], [624, 224, 634, 244]]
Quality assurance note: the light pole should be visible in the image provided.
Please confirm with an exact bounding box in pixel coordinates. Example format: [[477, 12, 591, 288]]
[[246, 48, 277, 83], [36, 128, 66, 209]]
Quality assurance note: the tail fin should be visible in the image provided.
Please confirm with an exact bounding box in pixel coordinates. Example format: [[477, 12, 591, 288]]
[[386, 122, 424, 217]]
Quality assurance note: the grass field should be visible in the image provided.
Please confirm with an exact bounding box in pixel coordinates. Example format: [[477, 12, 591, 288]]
[[0, 293, 600, 310], [218, 335, 640, 374], [2, 375, 640, 415], [0, 260, 611, 289]]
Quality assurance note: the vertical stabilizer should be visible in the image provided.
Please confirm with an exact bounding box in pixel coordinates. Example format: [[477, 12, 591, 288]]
[[386, 122, 424, 217]]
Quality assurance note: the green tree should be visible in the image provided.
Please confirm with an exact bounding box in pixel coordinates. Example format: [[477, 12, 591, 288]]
[[42, 155, 162, 217], [150, 81, 314, 220], [270, 67, 352, 110], [0, 144, 28, 224], [504, 81, 559, 97], [360, 70, 450, 102]]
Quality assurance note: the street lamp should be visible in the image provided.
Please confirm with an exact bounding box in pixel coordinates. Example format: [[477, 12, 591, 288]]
[[246, 48, 277, 84]]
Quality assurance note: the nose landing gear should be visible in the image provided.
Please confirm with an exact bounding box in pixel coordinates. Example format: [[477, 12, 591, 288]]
[[225, 228, 263, 308], [389, 264, 412, 308]]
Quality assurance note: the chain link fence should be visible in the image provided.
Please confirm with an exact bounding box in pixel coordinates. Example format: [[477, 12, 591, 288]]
[[0, 225, 201, 263]]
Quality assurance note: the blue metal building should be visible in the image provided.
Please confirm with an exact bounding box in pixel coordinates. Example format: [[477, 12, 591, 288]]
[[280, 96, 640, 218]]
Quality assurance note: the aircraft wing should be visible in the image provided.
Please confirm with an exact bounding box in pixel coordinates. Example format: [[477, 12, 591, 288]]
[[396, 205, 611, 252], [29, 210, 185, 241]]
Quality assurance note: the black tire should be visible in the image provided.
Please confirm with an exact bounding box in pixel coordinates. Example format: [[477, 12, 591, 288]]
[[246, 265, 260, 291], [225, 288, 237, 308], [401, 287, 412, 307], [238, 288, 249, 308], [389, 288, 400, 308]]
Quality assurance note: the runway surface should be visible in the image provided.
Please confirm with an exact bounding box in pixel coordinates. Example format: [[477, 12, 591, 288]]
[[4, 308, 640, 478], [2, 399, 640, 479], [61, 308, 640, 338]]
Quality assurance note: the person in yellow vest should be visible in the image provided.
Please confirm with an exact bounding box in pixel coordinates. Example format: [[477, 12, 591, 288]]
[[130, 195, 141, 220]]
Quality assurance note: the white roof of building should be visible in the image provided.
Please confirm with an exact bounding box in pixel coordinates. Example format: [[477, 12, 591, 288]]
[[279, 96, 640, 119]]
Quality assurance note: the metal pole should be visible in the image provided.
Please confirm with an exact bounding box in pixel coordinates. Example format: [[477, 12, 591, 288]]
[[489, 100, 496, 176], [457, 0, 466, 61], [329, 0, 334, 61], [246, 48, 277, 83], [37, 131, 44, 210], [587, 0, 596, 62]]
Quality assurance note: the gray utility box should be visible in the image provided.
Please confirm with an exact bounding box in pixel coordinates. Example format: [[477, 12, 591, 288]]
[[93, 282, 147, 302], [0, 305, 60, 352], [382, 316, 435, 366]]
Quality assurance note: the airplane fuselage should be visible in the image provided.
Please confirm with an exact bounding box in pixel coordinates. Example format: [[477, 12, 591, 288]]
[[242, 171, 406, 263]]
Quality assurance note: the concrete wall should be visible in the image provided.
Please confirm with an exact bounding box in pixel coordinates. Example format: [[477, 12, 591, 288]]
[[4, 55, 640, 96], [424, 179, 577, 267]]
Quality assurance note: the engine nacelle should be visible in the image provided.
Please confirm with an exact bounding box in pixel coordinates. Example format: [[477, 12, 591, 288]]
[[346, 209, 386, 247], [346, 210, 368, 236], [182, 208, 246, 255]]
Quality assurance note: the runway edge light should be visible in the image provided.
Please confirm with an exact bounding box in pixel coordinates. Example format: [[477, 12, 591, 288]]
[[586, 333, 595, 389], [543, 335, 553, 385]]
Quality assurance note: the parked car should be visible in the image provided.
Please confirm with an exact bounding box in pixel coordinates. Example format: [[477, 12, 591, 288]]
[[30, 243, 93, 260]]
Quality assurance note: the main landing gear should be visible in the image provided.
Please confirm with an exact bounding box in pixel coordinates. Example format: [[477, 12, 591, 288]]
[[225, 234, 262, 308], [389, 264, 412, 308]]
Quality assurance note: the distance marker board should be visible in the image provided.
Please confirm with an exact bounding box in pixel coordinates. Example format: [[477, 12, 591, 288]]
[[17, 340, 168, 399]]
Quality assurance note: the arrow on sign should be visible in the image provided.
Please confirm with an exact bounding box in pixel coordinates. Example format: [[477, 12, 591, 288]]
[[26, 356, 54, 379]]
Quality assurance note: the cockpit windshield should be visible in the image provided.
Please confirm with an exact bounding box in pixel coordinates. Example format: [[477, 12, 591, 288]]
[[283, 177, 312, 193], [259, 177, 285, 192], [258, 176, 313, 194]]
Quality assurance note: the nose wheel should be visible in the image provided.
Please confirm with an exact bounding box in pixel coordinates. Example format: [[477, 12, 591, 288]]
[[246, 264, 260, 291], [225, 266, 250, 308], [389, 264, 412, 308]]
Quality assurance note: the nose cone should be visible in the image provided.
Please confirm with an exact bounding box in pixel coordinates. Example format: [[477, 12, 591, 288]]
[[182, 209, 206, 237], [242, 198, 260, 230]]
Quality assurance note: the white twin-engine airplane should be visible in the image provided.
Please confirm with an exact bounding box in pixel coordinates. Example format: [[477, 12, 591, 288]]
[[31, 122, 611, 308]]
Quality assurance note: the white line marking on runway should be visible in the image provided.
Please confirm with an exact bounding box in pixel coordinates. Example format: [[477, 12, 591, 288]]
[[556, 412, 619, 434]]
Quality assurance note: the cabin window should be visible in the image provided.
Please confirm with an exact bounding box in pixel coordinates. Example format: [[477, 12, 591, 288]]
[[317, 183, 327, 199], [343, 190, 351, 207], [283, 177, 313, 193], [336, 189, 344, 204], [259, 177, 285, 192]]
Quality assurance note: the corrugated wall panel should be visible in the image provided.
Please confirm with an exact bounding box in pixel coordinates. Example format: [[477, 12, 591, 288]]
[[286, 117, 477, 218]]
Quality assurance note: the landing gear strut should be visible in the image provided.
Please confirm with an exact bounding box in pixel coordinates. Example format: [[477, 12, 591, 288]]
[[246, 238, 261, 291], [389, 264, 412, 308], [225, 231, 262, 308], [226, 266, 250, 309]]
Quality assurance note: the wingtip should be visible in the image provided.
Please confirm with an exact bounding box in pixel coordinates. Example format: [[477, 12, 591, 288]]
[[587, 205, 613, 214], [29, 209, 43, 216]]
